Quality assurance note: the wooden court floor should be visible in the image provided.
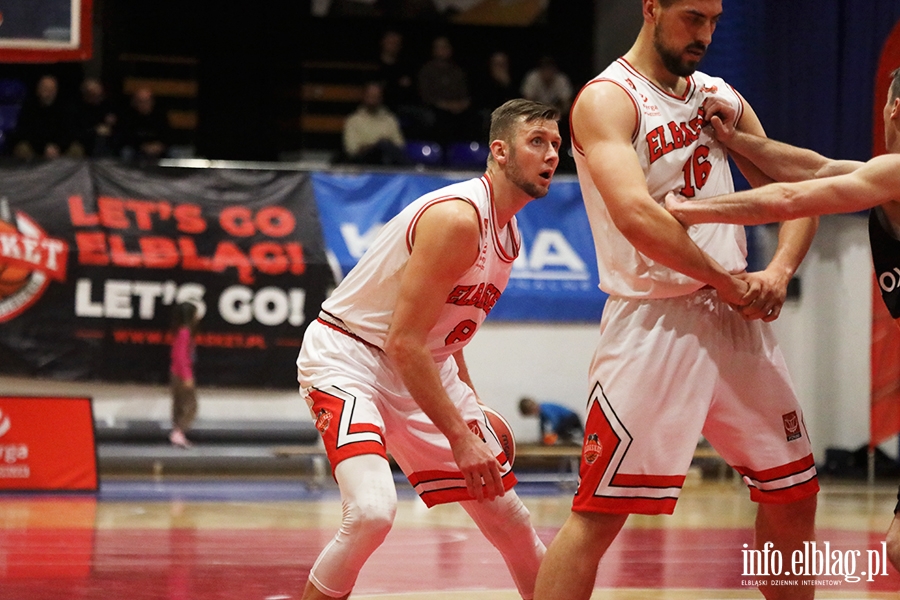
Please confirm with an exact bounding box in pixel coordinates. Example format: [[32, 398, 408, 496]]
[[1, 474, 900, 599]]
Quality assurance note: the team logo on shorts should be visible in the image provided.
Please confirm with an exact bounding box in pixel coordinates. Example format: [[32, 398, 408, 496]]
[[468, 420, 483, 440], [315, 408, 333, 434], [782, 411, 802, 441], [582, 433, 603, 465]]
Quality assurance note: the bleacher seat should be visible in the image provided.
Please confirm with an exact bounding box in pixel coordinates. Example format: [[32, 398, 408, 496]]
[[446, 141, 490, 169], [0, 78, 26, 104], [405, 140, 443, 166]]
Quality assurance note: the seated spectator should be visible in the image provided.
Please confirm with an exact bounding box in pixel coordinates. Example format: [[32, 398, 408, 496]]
[[117, 86, 171, 162], [340, 82, 408, 166], [474, 51, 518, 136], [519, 396, 585, 446], [11, 75, 82, 160], [416, 35, 477, 146], [520, 55, 573, 117], [73, 77, 117, 157]]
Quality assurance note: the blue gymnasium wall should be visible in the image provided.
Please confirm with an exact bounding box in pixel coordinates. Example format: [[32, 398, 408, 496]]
[[703, 0, 900, 171]]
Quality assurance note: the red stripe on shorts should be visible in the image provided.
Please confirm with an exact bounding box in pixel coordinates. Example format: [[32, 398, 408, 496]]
[[416, 470, 518, 508], [734, 453, 816, 483], [610, 473, 686, 488], [573, 494, 678, 515]]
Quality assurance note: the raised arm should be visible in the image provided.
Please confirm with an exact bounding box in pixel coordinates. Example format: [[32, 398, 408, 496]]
[[668, 154, 900, 226], [705, 95, 864, 182], [572, 82, 749, 306], [383, 199, 504, 502]]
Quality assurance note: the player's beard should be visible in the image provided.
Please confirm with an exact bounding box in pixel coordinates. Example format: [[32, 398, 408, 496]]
[[507, 147, 550, 199], [654, 27, 706, 77]]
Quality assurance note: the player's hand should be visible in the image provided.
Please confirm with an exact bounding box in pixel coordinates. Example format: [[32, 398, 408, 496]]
[[451, 431, 504, 502], [734, 270, 789, 321], [702, 97, 737, 144], [665, 191, 693, 226], [714, 274, 752, 309]]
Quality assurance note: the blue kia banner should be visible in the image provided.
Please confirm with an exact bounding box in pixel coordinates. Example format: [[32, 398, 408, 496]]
[[311, 172, 607, 322]]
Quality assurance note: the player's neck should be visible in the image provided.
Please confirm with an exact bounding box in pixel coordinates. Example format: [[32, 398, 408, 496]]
[[624, 42, 686, 96], [486, 169, 531, 229]]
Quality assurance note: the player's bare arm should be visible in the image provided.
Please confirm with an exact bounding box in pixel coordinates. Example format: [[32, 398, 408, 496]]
[[668, 154, 900, 227], [705, 95, 864, 182], [384, 200, 504, 502], [573, 81, 749, 307], [708, 93, 817, 322]]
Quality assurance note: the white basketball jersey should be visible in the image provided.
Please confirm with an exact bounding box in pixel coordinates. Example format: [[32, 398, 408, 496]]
[[573, 58, 748, 299], [321, 175, 519, 362]]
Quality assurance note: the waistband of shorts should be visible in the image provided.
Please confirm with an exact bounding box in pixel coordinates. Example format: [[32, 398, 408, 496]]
[[317, 310, 383, 352]]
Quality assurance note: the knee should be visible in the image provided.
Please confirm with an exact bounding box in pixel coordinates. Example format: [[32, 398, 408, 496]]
[[340, 495, 396, 544]]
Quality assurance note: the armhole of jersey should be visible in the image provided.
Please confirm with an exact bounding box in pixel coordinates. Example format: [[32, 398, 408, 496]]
[[570, 78, 641, 156], [728, 83, 747, 129], [405, 196, 483, 254]]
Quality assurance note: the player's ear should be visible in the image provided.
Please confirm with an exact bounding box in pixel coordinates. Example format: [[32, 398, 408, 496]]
[[891, 97, 900, 120], [490, 139, 508, 165]]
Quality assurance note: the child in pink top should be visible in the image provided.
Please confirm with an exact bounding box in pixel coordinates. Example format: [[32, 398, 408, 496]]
[[169, 302, 200, 448]]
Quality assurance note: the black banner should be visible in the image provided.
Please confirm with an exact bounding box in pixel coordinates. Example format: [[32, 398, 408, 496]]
[[0, 159, 332, 388]]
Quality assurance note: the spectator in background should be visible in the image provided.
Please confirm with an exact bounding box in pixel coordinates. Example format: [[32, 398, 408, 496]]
[[376, 30, 415, 113], [340, 81, 408, 166], [519, 396, 584, 446], [169, 302, 200, 449], [521, 56, 575, 171], [117, 86, 170, 162], [11, 74, 82, 160], [520, 56, 574, 116], [417, 35, 476, 146], [73, 77, 117, 157], [474, 51, 518, 136]]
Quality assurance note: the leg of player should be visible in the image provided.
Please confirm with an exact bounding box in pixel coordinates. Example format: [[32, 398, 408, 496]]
[[754, 495, 817, 599], [533, 511, 628, 600], [460, 490, 546, 599], [301, 454, 398, 600]]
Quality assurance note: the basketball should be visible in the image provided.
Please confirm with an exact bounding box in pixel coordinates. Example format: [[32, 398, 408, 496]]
[[482, 405, 516, 467]]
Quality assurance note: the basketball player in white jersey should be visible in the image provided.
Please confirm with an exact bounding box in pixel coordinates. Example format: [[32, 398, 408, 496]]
[[296, 99, 561, 600], [534, 2, 820, 599], [666, 66, 900, 574]]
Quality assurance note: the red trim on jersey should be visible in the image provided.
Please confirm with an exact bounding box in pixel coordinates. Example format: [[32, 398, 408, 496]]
[[733, 453, 816, 483], [617, 58, 694, 102], [405, 196, 483, 254], [726, 83, 746, 128], [748, 476, 820, 504], [610, 473, 686, 488], [572, 494, 678, 515], [569, 78, 642, 156], [484, 174, 519, 263]]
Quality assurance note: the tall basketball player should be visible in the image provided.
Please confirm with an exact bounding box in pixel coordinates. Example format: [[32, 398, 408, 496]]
[[297, 99, 561, 600], [534, 1, 820, 599], [666, 66, 900, 574]]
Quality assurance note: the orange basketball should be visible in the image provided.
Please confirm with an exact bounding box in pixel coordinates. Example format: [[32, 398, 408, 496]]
[[483, 405, 516, 467], [0, 219, 29, 299]]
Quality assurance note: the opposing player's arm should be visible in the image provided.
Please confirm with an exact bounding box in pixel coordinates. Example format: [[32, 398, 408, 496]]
[[668, 154, 900, 226], [718, 93, 817, 322], [384, 199, 503, 501], [706, 94, 864, 183], [572, 82, 748, 306]]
